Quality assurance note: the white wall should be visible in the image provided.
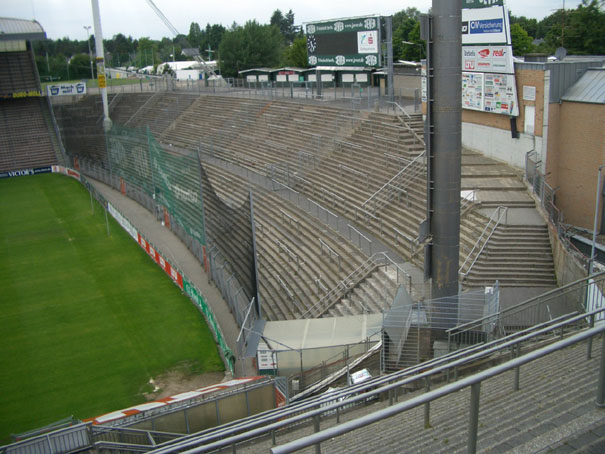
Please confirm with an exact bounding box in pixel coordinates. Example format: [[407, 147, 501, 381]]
[[462, 122, 541, 170], [175, 69, 202, 80]]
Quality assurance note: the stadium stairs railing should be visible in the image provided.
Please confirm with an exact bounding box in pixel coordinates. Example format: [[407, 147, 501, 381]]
[[458, 205, 508, 282], [271, 318, 605, 454], [449, 269, 605, 349], [92, 278, 603, 454], [123, 308, 604, 454]]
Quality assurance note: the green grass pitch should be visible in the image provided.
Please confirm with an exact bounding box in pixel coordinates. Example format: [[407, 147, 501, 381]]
[[0, 173, 223, 441]]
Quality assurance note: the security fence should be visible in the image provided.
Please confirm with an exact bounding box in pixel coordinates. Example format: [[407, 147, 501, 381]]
[[448, 270, 605, 350], [108, 125, 206, 245], [382, 284, 500, 372]]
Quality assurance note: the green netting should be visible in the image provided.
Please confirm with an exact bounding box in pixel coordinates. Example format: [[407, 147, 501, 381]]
[[150, 134, 205, 243], [107, 125, 205, 244], [108, 125, 154, 194]]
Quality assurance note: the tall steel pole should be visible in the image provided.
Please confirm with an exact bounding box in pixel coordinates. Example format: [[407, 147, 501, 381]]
[[83, 25, 94, 80], [429, 0, 462, 305], [386, 16, 394, 103], [90, 0, 112, 132]]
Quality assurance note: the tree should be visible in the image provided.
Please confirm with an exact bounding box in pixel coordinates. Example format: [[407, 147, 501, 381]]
[[391, 8, 422, 61], [510, 23, 534, 56], [136, 37, 158, 68], [538, 0, 604, 54], [270, 9, 296, 44], [282, 36, 308, 68], [509, 14, 539, 39], [400, 22, 425, 61], [68, 53, 93, 79], [564, 0, 605, 54], [188, 22, 203, 49], [219, 20, 282, 77]]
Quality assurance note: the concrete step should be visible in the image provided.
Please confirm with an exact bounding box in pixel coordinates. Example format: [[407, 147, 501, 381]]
[[231, 338, 602, 454]]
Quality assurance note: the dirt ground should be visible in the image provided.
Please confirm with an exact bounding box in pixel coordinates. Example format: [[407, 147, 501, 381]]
[[143, 368, 229, 401]]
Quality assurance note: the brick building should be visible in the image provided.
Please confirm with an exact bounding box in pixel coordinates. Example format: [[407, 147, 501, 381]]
[[461, 58, 605, 231]]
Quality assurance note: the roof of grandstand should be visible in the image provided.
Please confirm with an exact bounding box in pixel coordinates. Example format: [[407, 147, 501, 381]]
[[561, 67, 605, 104], [0, 17, 46, 41]]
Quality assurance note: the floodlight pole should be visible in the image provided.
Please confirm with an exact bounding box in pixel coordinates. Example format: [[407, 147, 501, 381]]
[[386, 16, 394, 103], [83, 25, 94, 80], [426, 0, 462, 309], [90, 0, 112, 132]]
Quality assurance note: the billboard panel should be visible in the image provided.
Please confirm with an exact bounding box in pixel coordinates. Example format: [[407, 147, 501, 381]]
[[461, 1, 518, 116], [462, 6, 509, 45], [47, 82, 87, 97], [306, 16, 381, 67]]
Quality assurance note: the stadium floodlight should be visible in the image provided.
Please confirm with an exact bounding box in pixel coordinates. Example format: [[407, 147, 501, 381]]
[[90, 0, 112, 132], [145, 0, 221, 81], [83, 25, 94, 79]]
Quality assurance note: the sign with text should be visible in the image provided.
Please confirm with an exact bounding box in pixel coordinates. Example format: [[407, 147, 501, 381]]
[[461, 0, 518, 116], [462, 5, 509, 45], [462, 45, 513, 73], [306, 16, 381, 67], [46, 82, 86, 97]]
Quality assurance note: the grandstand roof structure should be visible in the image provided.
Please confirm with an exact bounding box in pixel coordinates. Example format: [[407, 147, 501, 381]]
[[0, 17, 46, 41], [561, 67, 605, 104]]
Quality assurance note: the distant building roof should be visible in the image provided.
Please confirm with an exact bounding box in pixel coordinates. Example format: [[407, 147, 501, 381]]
[[0, 17, 46, 41], [238, 68, 274, 74], [561, 68, 605, 104], [303, 66, 371, 72], [270, 67, 307, 73]]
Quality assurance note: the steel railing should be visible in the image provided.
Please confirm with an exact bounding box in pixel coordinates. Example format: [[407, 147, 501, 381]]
[[137, 306, 604, 454], [449, 270, 605, 349], [459, 205, 508, 280], [361, 151, 426, 216], [271, 320, 605, 454]]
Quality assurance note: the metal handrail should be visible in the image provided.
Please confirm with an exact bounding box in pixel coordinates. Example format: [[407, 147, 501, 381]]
[[361, 151, 426, 215], [386, 101, 425, 146], [449, 269, 605, 338], [145, 308, 604, 454], [271, 322, 605, 454], [298, 255, 380, 319], [459, 205, 508, 279]]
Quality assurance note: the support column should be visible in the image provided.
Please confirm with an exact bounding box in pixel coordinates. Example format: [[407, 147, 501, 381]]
[[428, 0, 462, 307]]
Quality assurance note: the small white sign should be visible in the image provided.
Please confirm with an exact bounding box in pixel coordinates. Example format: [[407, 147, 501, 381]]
[[523, 85, 536, 101], [357, 30, 379, 54]]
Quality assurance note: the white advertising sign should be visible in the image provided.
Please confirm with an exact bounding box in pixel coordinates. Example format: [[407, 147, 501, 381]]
[[461, 1, 518, 116], [462, 6, 509, 45], [357, 30, 379, 54], [47, 82, 87, 97], [462, 45, 513, 73]]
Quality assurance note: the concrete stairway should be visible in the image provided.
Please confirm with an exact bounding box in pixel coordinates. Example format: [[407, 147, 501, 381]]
[[234, 336, 604, 454], [464, 223, 557, 288]]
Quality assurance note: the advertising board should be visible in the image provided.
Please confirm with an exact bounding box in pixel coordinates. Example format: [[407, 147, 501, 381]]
[[461, 0, 518, 116], [46, 82, 87, 97]]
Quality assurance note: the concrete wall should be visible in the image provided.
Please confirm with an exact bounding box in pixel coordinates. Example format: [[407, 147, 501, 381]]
[[462, 122, 539, 169], [549, 222, 587, 286]]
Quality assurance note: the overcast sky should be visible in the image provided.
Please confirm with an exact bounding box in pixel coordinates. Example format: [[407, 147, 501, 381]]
[[2, 0, 581, 41]]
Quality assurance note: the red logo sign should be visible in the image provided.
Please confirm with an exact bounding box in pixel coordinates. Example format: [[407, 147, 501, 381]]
[[465, 60, 475, 70], [478, 48, 490, 58], [492, 49, 505, 57]]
